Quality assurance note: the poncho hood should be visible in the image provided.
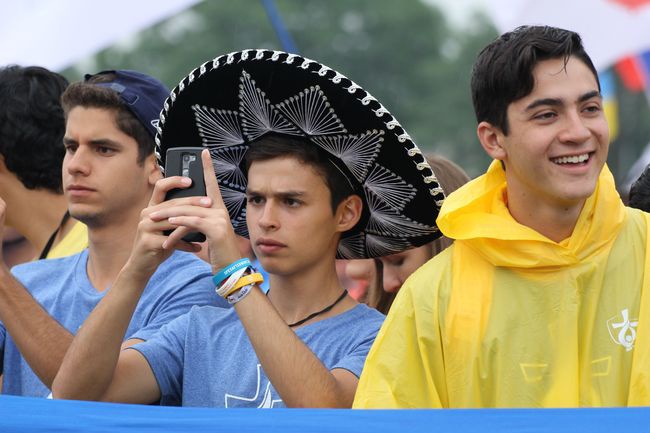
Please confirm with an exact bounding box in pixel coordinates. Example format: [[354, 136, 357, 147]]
[[437, 160, 626, 269]]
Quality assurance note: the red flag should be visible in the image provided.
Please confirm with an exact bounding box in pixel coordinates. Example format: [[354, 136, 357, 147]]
[[616, 56, 646, 91]]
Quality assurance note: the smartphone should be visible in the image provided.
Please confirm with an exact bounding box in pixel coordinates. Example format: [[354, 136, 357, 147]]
[[164, 147, 207, 242]]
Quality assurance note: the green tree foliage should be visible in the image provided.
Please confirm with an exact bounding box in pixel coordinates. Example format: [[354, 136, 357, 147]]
[[62, 1, 499, 177], [609, 76, 650, 189]]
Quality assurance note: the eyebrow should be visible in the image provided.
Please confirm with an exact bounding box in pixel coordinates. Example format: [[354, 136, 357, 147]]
[[246, 189, 306, 198], [62, 137, 122, 147], [524, 90, 602, 111], [89, 138, 122, 147]]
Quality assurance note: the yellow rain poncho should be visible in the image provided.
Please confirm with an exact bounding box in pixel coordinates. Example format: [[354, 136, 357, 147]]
[[354, 161, 650, 408]]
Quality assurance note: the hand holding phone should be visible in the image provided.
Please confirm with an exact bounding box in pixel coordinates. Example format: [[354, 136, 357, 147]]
[[164, 147, 207, 242]]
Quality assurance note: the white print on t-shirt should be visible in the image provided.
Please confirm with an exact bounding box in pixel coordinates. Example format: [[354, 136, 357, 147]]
[[225, 364, 283, 408], [607, 309, 638, 352]]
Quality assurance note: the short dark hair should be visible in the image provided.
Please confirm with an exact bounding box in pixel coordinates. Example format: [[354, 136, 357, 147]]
[[245, 134, 358, 213], [61, 73, 153, 164], [471, 25, 599, 135], [629, 165, 650, 212], [0, 65, 69, 192]]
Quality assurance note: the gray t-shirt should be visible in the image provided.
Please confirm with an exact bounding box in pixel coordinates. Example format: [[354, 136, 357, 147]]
[[133, 302, 384, 407], [1, 249, 227, 397]]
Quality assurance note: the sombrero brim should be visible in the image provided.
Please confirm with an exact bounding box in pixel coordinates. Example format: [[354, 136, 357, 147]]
[[156, 49, 444, 259]]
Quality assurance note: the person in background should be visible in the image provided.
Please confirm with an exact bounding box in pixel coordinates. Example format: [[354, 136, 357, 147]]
[[628, 164, 650, 212], [2, 229, 35, 268], [0, 70, 226, 397], [355, 25, 650, 408], [345, 154, 470, 314], [0, 65, 87, 262]]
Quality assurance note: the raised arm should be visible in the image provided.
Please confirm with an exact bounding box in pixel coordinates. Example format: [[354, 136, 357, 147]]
[[0, 198, 73, 388], [51, 177, 206, 402], [153, 150, 358, 407]]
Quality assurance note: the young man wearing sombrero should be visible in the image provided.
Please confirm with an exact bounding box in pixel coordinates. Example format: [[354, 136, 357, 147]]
[[354, 26, 650, 408], [52, 50, 443, 407]]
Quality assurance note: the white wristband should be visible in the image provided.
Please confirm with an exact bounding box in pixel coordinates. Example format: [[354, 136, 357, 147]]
[[215, 267, 248, 298]]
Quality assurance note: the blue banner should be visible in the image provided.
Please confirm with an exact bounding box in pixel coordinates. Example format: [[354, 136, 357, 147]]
[[1, 395, 649, 433]]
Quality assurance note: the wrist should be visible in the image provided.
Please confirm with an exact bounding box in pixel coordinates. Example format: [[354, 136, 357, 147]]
[[121, 259, 157, 286]]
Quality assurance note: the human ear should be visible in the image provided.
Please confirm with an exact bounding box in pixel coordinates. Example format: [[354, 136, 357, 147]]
[[335, 194, 363, 233], [477, 121, 507, 160], [146, 154, 163, 185]]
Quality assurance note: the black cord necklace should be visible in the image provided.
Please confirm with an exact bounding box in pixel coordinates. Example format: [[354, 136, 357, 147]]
[[39, 211, 70, 260], [270, 289, 348, 328]]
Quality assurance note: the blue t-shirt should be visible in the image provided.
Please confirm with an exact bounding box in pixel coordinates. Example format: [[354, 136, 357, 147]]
[[133, 303, 384, 407], [0, 250, 227, 397]]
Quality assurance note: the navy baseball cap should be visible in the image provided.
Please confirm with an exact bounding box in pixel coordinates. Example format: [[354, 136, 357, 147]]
[[84, 70, 169, 138]]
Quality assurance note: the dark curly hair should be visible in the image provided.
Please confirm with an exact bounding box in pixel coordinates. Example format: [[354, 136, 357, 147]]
[[0, 65, 69, 192]]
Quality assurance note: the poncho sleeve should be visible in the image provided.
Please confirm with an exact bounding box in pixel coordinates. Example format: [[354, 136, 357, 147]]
[[353, 252, 452, 408]]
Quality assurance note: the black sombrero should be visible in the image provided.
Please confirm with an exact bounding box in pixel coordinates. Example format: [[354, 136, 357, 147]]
[[155, 49, 444, 259]]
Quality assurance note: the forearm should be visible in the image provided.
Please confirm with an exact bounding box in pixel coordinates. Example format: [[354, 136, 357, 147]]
[[0, 267, 74, 387], [52, 264, 152, 400], [235, 288, 353, 408]]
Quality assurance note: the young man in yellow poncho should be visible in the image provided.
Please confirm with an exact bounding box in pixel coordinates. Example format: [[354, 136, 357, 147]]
[[353, 25, 650, 408]]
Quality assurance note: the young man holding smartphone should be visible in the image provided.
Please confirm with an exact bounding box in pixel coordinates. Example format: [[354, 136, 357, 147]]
[[52, 50, 444, 407], [0, 70, 226, 397]]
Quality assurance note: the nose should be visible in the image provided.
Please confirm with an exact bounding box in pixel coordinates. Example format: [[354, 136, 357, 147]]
[[64, 147, 91, 176], [257, 201, 279, 231], [382, 267, 402, 294], [558, 111, 591, 144]]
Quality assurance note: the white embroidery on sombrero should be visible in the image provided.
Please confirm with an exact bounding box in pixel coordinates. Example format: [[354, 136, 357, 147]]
[[373, 104, 389, 117], [238, 71, 302, 141], [275, 86, 347, 136], [232, 215, 249, 238], [310, 132, 382, 183], [365, 234, 412, 257], [365, 192, 435, 237], [208, 146, 247, 189], [218, 186, 247, 224], [423, 175, 446, 206], [193, 105, 244, 147], [284, 54, 299, 65], [345, 81, 362, 94], [156, 50, 445, 257], [337, 234, 367, 259], [364, 164, 417, 211], [331, 72, 345, 84]]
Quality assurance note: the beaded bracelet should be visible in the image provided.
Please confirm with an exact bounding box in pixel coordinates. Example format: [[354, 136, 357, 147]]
[[222, 272, 264, 298], [212, 258, 251, 286], [226, 283, 255, 304]]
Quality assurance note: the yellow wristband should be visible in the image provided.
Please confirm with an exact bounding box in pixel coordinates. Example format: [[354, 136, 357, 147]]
[[223, 272, 264, 297]]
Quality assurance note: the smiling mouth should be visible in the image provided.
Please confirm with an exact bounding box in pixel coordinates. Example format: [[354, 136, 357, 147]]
[[551, 152, 591, 165]]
